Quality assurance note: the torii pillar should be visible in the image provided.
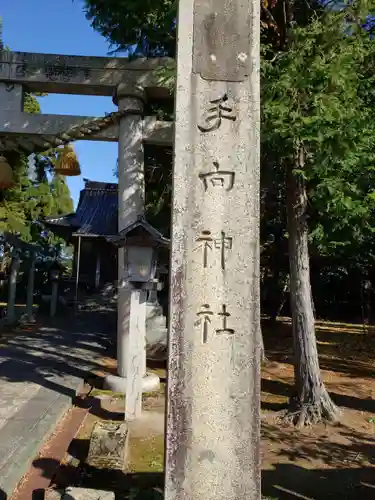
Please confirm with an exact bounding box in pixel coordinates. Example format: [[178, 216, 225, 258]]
[[104, 83, 159, 399]]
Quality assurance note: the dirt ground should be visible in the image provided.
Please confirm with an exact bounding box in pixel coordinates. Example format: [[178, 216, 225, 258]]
[[46, 318, 374, 499]]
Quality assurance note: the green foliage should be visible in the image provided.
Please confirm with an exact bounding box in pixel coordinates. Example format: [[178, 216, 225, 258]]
[[24, 92, 41, 114], [49, 174, 74, 215], [262, 6, 375, 261], [85, 0, 375, 320], [83, 0, 177, 56], [0, 92, 74, 252]]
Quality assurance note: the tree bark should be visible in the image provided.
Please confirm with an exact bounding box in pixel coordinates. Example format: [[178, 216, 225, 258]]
[[286, 147, 340, 426], [273, 273, 289, 321], [260, 322, 267, 363], [0, 244, 10, 290]]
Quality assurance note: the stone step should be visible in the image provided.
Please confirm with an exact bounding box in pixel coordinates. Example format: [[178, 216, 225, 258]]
[[0, 388, 75, 497], [44, 487, 115, 499]]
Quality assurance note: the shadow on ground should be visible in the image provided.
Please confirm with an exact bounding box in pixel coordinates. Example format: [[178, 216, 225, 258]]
[[262, 463, 375, 499], [31, 454, 375, 500], [17, 314, 375, 500], [32, 455, 163, 500], [261, 417, 375, 499], [261, 377, 375, 414], [30, 395, 375, 500], [262, 318, 375, 380], [0, 306, 116, 400]]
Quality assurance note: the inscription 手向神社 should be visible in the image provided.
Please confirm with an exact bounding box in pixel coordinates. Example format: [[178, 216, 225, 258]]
[[195, 304, 235, 343], [198, 94, 236, 132], [194, 230, 232, 270], [199, 161, 235, 192]]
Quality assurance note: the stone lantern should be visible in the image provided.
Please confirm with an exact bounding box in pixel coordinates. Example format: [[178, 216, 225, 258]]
[[105, 218, 169, 418], [120, 224, 167, 289]]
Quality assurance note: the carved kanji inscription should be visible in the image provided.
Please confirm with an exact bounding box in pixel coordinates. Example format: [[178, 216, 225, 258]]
[[199, 161, 235, 192], [198, 94, 236, 132], [195, 304, 214, 344], [216, 305, 235, 335], [194, 230, 232, 269], [195, 304, 235, 344]]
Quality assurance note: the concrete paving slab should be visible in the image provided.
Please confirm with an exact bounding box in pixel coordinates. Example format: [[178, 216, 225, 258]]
[[0, 306, 115, 497]]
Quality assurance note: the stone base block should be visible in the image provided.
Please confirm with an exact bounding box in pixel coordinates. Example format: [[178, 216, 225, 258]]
[[103, 372, 160, 394], [44, 487, 114, 499], [87, 421, 128, 470]]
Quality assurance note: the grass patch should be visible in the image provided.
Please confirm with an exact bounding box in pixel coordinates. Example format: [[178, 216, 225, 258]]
[[89, 388, 125, 399], [127, 434, 164, 473]]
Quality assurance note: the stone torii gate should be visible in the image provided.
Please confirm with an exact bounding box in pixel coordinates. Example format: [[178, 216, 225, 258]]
[[0, 49, 174, 407]]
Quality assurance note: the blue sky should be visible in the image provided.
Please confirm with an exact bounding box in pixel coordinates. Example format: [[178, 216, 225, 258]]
[[2, 0, 119, 207]]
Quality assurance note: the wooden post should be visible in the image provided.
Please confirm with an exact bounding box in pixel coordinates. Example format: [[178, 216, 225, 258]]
[[75, 236, 82, 305]]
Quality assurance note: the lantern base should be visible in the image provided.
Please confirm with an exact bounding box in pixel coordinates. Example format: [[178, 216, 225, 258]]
[[103, 372, 160, 394]]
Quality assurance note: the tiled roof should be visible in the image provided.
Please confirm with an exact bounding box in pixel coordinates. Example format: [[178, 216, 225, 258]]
[[45, 179, 118, 237]]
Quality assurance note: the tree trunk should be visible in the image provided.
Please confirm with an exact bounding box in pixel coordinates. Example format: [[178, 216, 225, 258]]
[[286, 148, 340, 426], [260, 322, 267, 363], [273, 274, 289, 321], [0, 244, 10, 290]]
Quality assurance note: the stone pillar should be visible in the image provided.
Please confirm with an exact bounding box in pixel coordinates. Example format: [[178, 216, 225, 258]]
[[115, 83, 146, 230], [125, 288, 147, 420], [6, 251, 20, 324], [115, 83, 145, 381], [26, 251, 36, 322], [103, 84, 159, 397], [0, 83, 23, 112], [165, 0, 261, 498]]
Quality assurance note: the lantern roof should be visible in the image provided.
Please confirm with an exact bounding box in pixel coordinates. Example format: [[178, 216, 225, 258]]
[[107, 217, 170, 248]]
